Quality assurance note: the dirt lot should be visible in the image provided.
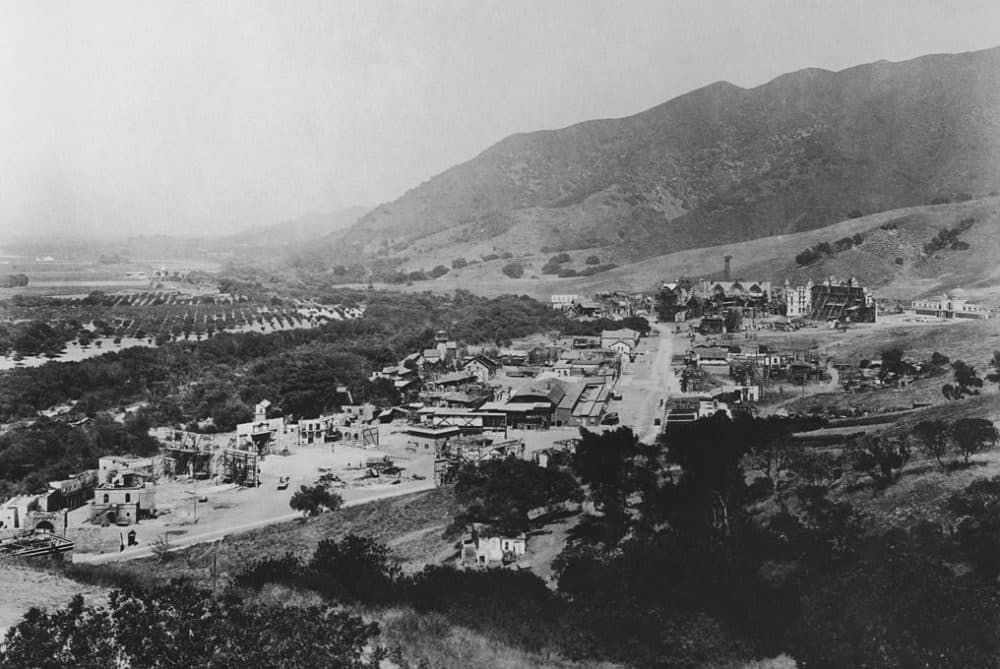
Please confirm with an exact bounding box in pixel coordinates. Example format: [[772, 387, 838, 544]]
[[71, 424, 437, 564]]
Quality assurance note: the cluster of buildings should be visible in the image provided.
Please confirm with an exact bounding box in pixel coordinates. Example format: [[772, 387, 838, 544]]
[[0, 454, 158, 542], [550, 292, 653, 319], [656, 261, 879, 325]]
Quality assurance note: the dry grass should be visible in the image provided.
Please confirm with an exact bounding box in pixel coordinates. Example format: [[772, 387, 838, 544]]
[[349, 197, 1000, 301]]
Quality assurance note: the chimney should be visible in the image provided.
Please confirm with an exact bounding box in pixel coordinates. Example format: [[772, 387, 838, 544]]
[[723, 256, 732, 281]]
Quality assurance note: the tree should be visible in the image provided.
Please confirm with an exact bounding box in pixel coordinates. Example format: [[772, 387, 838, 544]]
[[913, 420, 951, 467], [0, 585, 381, 668], [951, 418, 999, 464], [573, 427, 651, 532], [951, 360, 984, 398], [723, 309, 742, 333], [309, 534, 401, 603], [848, 435, 911, 487], [290, 483, 343, 517], [428, 265, 449, 279], [455, 458, 582, 533], [501, 262, 524, 279], [987, 351, 1000, 387]]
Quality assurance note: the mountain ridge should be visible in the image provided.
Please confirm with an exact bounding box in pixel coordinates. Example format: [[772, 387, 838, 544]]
[[337, 46, 1000, 262]]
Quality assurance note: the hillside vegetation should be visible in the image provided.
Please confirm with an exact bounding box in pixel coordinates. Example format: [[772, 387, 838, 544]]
[[349, 197, 1000, 304], [337, 47, 1000, 263]]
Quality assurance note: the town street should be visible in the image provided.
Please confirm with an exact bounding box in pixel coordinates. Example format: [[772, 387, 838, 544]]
[[617, 323, 677, 443]]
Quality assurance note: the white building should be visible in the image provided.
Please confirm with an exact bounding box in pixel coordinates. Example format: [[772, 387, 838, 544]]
[[550, 294, 579, 310], [911, 292, 990, 320], [784, 280, 813, 318]]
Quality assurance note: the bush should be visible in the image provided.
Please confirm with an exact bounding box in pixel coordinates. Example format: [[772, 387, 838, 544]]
[[585, 255, 601, 265], [501, 262, 524, 279], [290, 484, 343, 516], [428, 265, 449, 279], [450, 258, 467, 269]]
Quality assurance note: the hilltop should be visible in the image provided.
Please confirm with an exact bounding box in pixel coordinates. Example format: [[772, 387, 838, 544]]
[[334, 46, 1000, 264]]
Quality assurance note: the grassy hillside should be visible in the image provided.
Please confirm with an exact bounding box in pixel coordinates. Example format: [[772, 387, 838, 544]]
[[356, 197, 1000, 303], [337, 47, 1000, 263]]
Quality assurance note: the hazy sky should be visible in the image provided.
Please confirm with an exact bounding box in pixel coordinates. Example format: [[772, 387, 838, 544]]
[[1, 0, 998, 240]]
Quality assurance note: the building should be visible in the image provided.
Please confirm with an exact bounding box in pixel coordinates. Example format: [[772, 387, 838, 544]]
[[92, 472, 156, 526], [699, 280, 772, 304], [298, 417, 333, 445], [693, 345, 731, 366], [479, 380, 565, 430], [783, 280, 813, 317], [699, 316, 726, 335], [418, 407, 508, 434], [550, 294, 579, 310], [404, 425, 463, 453], [462, 355, 499, 383], [236, 400, 285, 453], [601, 328, 640, 355], [427, 371, 478, 389], [911, 292, 990, 320], [1, 495, 39, 530], [461, 525, 527, 568], [98, 456, 155, 485], [809, 277, 877, 322]]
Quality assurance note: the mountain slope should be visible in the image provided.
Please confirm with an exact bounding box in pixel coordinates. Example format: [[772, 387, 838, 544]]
[[341, 47, 1000, 261]]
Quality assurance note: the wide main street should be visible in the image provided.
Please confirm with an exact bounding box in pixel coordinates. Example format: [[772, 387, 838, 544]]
[[616, 323, 678, 443]]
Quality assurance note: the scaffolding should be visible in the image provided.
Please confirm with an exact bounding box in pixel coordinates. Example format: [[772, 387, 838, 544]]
[[220, 448, 259, 487], [0, 531, 74, 559]]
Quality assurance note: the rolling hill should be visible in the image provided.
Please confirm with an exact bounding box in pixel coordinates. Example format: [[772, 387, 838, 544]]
[[361, 197, 1000, 306], [337, 46, 1000, 263]]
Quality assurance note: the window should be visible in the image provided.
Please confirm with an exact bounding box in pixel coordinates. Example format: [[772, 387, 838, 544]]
[[103, 494, 109, 504], [124, 493, 131, 503]]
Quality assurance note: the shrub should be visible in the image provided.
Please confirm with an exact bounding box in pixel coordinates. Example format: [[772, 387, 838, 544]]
[[501, 262, 524, 279], [451, 258, 467, 269], [585, 255, 601, 265], [290, 484, 343, 516], [428, 265, 449, 279]]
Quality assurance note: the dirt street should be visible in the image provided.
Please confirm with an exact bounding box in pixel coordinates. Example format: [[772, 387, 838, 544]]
[[616, 323, 677, 442]]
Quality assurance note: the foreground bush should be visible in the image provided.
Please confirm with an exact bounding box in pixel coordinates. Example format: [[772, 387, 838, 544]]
[[0, 585, 382, 668]]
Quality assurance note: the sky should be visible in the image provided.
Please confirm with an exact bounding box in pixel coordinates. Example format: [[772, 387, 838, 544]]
[[1, 0, 998, 241]]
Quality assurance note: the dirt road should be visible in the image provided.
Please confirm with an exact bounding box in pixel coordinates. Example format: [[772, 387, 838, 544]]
[[617, 324, 677, 442]]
